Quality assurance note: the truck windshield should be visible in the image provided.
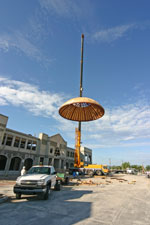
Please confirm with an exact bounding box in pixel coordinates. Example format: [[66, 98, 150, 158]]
[[27, 167, 51, 175], [103, 166, 107, 169]]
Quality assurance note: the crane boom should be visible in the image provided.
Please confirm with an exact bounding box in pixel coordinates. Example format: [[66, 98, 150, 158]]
[[74, 34, 84, 168]]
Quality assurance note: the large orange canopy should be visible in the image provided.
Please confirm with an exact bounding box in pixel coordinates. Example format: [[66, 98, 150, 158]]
[[59, 97, 104, 122]]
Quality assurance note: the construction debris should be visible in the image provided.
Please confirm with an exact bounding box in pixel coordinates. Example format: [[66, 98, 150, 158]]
[[94, 176, 106, 179], [128, 180, 136, 185], [110, 177, 128, 182], [106, 180, 112, 183], [77, 179, 106, 186], [69, 175, 137, 187]]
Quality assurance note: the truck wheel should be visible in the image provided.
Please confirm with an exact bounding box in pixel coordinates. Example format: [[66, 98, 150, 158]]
[[87, 170, 94, 176], [64, 177, 69, 185], [54, 180, 61, 191], [43, 184, 51, 200], [16, 193, 21, 199], [96, 170, 102, 176]]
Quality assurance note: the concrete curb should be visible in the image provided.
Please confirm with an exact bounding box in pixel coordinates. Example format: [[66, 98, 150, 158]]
[[0, 194, 9, 204]]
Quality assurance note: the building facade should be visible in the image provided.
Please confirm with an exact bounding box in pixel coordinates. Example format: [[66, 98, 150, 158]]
[[0, 114, 92, 177]]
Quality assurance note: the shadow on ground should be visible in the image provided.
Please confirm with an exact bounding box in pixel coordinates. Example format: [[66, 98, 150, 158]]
[[1, 186, 93, 225]]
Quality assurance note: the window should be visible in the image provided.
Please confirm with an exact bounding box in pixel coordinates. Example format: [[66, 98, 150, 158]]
[[89, 155, 91, 163], [70, 163, 74, 168], [27, 140, 32, 150], [27, 166, 50, 175], [2, 134, 6, 145], [39, 157, 44, 165], [20, 139, 26, 149], [85, 155, 88, 161], [54, 148, 60, 156], [9, 157, 21, 171], [24, 158, 33, 171], [66, 162, 69, 169], [14, 137, 20, 148], [50, 148, 53, 154], [67, 151, 70, 157], [0, 155, 7, 170], [48, 158, 52, 165], [51, 166, 55, 175], [32, 141, 37, 151], [61, 160, 64, 169], [6, 135, 13, 146]]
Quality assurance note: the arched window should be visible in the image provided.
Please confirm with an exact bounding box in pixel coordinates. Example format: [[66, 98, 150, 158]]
[[85, 155, 88, 161], [70, 163, 74, 168], [9, 157, 21, 171], [66, 162, 69, 169], [89, 155, 91, 163], [0, 155, 7, 170], [24, 158, 33, 171]]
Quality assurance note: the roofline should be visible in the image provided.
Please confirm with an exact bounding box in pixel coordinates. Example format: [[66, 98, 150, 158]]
[[0, 114, 8, 119], [6, 128, 39, 140], [50, 133, 67, 144]]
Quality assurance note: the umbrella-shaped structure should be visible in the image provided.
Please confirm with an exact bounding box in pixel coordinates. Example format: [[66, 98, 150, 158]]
[[59, 97, 104, 122]]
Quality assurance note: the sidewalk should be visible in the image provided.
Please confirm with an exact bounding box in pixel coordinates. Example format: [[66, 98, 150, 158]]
[[0, 180, 15, 203]]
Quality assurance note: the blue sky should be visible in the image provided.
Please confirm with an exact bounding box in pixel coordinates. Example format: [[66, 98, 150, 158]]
[[0, 0, 150, 166]]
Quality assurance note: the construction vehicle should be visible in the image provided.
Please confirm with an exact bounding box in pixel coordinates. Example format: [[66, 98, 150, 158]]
[[83, 164, 109, 176], [74, 127, 109, 176], [59, 35, 106, 176], [56, 169, 69, 185], [72, 35, 108, 176]]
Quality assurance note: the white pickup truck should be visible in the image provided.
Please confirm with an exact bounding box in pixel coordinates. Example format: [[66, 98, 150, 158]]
[[14, 165, 60, 200], [126, 168, 136, 174]]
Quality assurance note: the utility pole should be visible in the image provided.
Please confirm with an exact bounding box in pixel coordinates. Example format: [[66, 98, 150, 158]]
[[109, 158, 111, 171]]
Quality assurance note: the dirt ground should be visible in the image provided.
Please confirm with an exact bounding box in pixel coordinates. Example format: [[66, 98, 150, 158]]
[[0, 174, 150, 225]]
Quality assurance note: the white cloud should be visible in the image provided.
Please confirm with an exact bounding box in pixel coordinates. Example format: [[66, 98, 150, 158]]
[[57, 99, 150, 149], [0, 76, 150, 150], [39, 0, 82, 17], [92, 24, 136, 43], [0, 32, 51, 64], [81, 101, 150, 148], [0, 77, 65, 118], [55, 97, 150, 150]]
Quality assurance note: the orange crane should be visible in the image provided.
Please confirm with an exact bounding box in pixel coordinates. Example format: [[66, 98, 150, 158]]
[[74, 128, 84, 168], [58, 34, 105, 170]]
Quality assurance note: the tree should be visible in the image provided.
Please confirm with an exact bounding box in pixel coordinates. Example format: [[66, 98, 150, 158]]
[[122, 162, 130, 170], [146, 165, 150, 171], [131, 165, 143, 172]]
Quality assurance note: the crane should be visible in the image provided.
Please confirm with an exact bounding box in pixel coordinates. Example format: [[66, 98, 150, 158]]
[[74, 34, 84, 168], [58, 34, 105, 170]]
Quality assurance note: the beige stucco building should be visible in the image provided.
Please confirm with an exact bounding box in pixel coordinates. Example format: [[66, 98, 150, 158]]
[[0, 114, 92, 177]]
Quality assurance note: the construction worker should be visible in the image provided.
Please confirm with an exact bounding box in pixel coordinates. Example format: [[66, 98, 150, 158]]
[[21, 166, 26, 176]]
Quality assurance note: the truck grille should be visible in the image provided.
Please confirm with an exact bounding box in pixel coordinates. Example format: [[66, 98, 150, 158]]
[[21, 180, 38, 186]]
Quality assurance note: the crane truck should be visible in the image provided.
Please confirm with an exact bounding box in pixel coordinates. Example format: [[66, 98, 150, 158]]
[[74, 128, 109, 176]]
